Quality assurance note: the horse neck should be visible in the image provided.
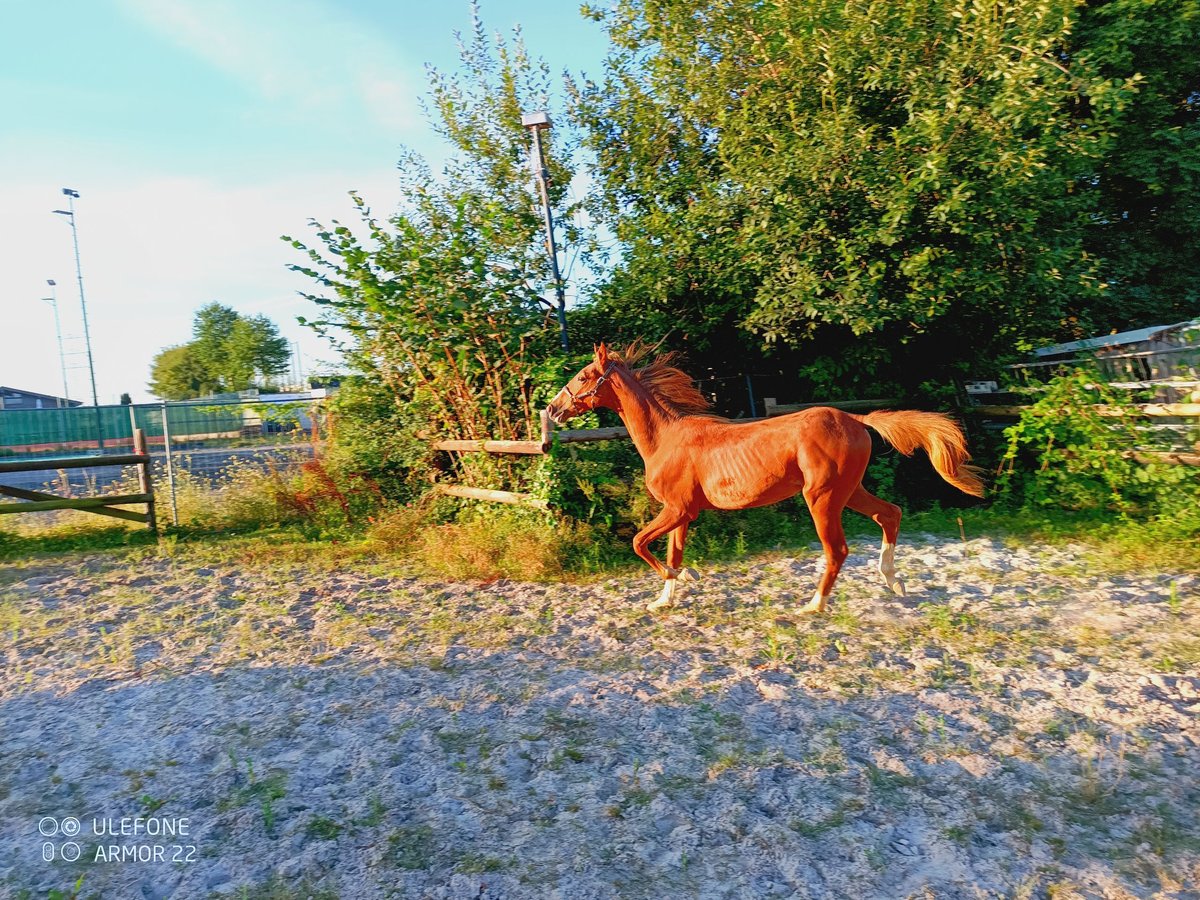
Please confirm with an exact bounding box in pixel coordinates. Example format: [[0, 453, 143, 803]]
[[604, 365, 676, 457]]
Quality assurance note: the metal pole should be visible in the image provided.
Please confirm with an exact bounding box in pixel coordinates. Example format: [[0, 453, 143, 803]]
[[530, 126, 569, 351], [160, 401, 179, 526], [58, 190, 104, 449], [745, 374, 758, 418], [44, 280, 70, 405]]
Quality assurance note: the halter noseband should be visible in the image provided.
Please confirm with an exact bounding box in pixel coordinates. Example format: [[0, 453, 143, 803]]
[[565, 363, 614, 404]]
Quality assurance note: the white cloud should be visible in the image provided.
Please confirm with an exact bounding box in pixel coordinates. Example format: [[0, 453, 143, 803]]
[[115, 0, 422, 135]]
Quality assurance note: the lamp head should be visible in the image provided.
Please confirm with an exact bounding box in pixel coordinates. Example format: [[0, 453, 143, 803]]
[[520, 110, 551, 129]]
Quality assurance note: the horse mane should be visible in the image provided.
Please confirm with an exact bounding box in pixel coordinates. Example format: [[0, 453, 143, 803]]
[[612, 340, 724, 418]]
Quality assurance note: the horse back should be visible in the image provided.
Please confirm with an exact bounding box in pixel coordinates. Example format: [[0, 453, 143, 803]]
[[655, 409, 870, 510]]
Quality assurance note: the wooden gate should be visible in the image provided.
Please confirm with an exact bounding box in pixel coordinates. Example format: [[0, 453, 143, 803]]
[[0, 428, 157, 529]]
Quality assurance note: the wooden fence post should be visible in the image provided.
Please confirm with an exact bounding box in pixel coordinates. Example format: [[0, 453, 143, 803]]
[[133, 428, 158, 532]]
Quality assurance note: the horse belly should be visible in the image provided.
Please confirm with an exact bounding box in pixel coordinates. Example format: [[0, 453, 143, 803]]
[[698, 445, 803, 510], [704, 478, 803, 510]]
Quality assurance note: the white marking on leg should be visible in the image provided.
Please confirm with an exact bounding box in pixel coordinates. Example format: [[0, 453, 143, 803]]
[[879, 541, 906, 596], [647, 578, 677, 612], [799, 590, 829, 614]]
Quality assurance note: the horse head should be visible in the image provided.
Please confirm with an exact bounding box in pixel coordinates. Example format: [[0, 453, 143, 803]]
[[546, 343, 618, 425]]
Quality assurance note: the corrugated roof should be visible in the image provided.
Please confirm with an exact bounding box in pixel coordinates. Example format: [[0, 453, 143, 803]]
[[1033, 320, 1195, 358]]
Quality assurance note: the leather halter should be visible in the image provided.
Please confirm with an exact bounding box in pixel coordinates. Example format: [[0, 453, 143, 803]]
[[564, 363, 614, 404]]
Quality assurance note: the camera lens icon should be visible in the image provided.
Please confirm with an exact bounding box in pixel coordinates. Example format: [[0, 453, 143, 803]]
[[61, 818, 81, 837], [61, 842, 82, 862], [38, 817, 59, 837]]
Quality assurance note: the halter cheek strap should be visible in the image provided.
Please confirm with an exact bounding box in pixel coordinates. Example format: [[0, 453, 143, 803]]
[[565, 363, 614, 403]]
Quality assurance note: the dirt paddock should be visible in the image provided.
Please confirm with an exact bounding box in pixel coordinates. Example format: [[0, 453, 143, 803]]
[[1, 536, 1197, 898]]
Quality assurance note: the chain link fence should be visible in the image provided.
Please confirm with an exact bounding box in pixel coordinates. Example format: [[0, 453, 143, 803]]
[[0, 397, 328, 526]]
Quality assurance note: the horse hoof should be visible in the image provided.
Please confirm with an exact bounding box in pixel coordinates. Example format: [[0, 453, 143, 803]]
[[798, 602, 827, 615], [647, 598, 673, 613], [678, 567, 699, 583], [889, 579, 907, 598]]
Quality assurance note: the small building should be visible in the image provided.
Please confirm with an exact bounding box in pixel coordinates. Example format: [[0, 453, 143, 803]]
[[0, 386, 83, 410]]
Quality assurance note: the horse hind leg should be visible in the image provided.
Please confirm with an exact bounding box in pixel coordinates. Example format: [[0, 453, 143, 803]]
[[669, 521, 699, 584], [847, 485, 905, 597], [799, 492, 850, 614]]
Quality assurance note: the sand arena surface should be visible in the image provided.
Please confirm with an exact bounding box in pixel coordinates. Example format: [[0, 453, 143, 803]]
[[1, 536, 1197, 898]]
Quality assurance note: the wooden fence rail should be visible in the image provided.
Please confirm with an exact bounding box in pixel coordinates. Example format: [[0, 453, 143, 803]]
[[0, 428, 157, 529], [432, 410, 638, 509]]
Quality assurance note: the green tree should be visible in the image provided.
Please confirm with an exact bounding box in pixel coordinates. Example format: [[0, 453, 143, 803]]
[[190, 303, 291, 392], [1073, 0, 1200, 329], [572, 0, 1153, 395], [147, 305, 292, 399], [147, 344, 221, 400]]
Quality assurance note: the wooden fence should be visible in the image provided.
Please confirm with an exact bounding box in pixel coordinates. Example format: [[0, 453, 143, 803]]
[[431, 410, 637, 509], [0, 428, 157, 529], [964, 401, 1200, 466]]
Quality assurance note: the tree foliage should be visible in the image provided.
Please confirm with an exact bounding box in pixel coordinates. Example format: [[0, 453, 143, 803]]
[[148, 303, 291, 400], [1073, 0, 1200, 329], [286, 8, 577, 464], [572, 0, 1192, 395]]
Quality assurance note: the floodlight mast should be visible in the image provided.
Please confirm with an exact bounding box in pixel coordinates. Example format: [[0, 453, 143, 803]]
[[42, 279, 70, 406], [522, 111, 569, 351], [52, 188, 104, 449]]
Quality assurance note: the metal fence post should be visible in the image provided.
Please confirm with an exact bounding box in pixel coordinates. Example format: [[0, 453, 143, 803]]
[[161, 401, 179, 526]]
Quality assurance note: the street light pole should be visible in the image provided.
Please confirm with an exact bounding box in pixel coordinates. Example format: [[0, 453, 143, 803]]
[[42, 279, 70, 407], [53, 188, 104, 449], [521, 111, 569, 351]]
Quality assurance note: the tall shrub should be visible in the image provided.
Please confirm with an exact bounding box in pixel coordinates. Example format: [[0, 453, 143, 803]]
[[285, 9, 580, 490], [997, 369, 1199, 532]]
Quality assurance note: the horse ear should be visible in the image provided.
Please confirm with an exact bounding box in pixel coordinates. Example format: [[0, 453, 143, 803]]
[[595, 342, 609, 367]]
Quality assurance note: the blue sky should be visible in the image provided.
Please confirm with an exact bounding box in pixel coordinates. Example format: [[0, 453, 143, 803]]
[[0, 0, 609, 402]]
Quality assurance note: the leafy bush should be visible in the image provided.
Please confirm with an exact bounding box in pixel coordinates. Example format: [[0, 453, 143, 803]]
[[997, 370, 1199, 534], [320, 377, 434, 505]]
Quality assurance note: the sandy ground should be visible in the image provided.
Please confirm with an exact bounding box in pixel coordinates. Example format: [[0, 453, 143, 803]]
[[1, 535, 1198, 899]]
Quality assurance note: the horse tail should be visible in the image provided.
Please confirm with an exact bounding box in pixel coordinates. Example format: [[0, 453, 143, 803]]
[[853, 410, 986, 498]]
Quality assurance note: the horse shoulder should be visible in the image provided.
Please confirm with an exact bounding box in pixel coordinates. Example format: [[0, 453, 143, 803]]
[[643, 422, 704, 504]]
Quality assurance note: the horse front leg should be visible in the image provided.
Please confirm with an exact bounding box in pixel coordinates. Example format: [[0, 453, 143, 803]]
[[633, 507, 693, 612], [648, 522, 698, 612]]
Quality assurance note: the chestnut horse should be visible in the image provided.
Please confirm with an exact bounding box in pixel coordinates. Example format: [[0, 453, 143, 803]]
[[547, 343, 985, 613]]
